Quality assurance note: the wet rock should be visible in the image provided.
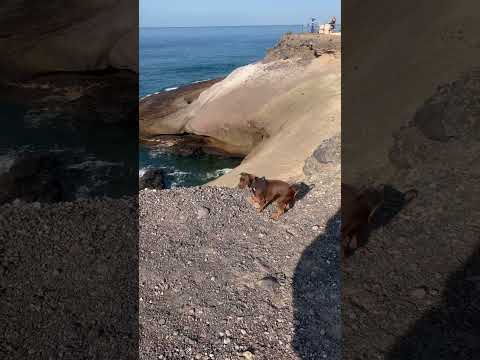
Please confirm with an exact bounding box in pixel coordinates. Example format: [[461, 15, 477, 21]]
[[139, 169, 165, 190], [0, 150, 129, 205]]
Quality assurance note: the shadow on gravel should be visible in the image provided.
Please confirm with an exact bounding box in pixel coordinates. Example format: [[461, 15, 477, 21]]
[[292, 211, 341, 360], [386, 244, 480, 360], [346, 184, 418, 257]]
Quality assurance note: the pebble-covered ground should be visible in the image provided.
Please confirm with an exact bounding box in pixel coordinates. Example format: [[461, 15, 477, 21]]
[[0, 198, 138, 359], [139, 180, 340, 360]]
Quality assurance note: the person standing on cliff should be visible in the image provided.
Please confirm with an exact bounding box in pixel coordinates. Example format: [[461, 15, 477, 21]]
[[309, 18, 316, 33], [329, 16, 337, 32]]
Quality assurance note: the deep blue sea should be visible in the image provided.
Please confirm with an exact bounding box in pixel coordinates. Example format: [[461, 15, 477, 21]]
[[139, 25, 302, 188]]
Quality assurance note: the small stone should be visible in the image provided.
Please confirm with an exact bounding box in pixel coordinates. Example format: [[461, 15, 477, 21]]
[[219, 332, 225, 337], [223, 337, 231, 345], [159, 318, 166, 325], [240, 329, 247, 335], [320, 329, 326, 336], [411, 287, 426, 299], [197, 206, 210, 219], [312, 225, 319, 231], [258, 233, 265, 238], [225, 330, 232, 337], [242, 351, 254, 360], [195, 355, 202, 360]]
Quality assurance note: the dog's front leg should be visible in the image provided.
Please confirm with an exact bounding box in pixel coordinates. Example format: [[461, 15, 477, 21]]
[[257, 198, 269, 212], [248, 195, 261, 209]]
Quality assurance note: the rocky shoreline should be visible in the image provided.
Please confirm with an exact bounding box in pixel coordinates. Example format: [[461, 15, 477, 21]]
[[139, 33, 341, 188]]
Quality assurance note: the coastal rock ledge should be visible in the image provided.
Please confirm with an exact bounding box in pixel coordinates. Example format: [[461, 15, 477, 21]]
[[139, 33, 341, 187]]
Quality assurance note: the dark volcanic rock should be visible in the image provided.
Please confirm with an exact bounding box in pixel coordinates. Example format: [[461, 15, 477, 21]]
[[413, 73, 480, 142], [1, 70, 138, 126], [304, 134, 340, 178], [0, 150, 129, 205], [141, 134, 245, 158], [139, 169, 164, 190]]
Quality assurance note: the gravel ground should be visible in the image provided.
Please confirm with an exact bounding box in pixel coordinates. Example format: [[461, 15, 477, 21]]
[[0, 198, 138, 359], [139, 178, 340, 360]]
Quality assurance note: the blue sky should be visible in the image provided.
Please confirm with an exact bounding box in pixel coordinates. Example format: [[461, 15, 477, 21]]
[[140, 0, 341, 27]]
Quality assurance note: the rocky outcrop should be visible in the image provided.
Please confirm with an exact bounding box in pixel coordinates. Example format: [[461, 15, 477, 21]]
[[263, 33, 340, 63], [304, 134, 341, 178], [2, 70, 137, 125], [140, 79, 223, 137], [141, 134, 245, 158], [140, 33, 341, 187], [139, 169, 164, 190], [0, 0, 137, 80]]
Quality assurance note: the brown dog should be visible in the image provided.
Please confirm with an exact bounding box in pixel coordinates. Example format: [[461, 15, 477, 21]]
[[238, 172, 256, 190], [251, 176, 299, 220], [341, 183, 417, 258], [341, 183, 383, 258], [238, 172, 262, 208]]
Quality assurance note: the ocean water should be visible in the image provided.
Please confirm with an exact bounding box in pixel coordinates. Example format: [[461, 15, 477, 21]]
[[140, 25, 302, 187]]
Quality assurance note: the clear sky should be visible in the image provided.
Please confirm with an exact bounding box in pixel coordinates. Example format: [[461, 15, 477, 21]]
[[140, 0, 341, 27]]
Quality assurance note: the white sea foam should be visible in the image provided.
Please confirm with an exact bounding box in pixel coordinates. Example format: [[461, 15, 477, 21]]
[[192, 79, 211, 84], [139, 167, 148, 177], [140, 79, 212, 100], [203, 168, 232, 179], [167, 170, 190, 177]]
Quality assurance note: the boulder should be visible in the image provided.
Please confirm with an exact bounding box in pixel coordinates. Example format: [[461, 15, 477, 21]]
[[139, 169, 165, 190], [303, 134, 341, 177]]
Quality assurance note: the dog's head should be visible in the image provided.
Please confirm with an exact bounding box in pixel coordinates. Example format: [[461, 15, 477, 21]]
[[238, 172, 256, 189]]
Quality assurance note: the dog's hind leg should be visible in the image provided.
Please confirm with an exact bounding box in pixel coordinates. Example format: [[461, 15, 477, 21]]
[[271, 201, 287, 220]]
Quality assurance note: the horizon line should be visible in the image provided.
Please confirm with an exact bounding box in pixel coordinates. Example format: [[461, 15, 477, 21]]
[[140, 24, 306, 29]]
